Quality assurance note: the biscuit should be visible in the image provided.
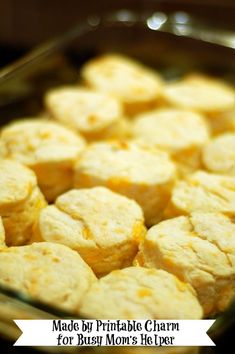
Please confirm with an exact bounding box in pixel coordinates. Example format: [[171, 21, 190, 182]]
[[81, 54, 163, 115], [0, 242, 96, 313], [45, 86, 128, 140], [33, 187, 146, 276], [132, 108, 210, 174], [207, 107, 235, 134], [0, 159, 47, 246], [79, 267, 203, 319], [74, 141, 176, 226], [96, 116, 132, 141], [0, 118, 86, 201], [4, 187, 47, 246], [163, 74, 235, 115], [202, 133, 235, 175], [0, 217, 5, 247], [164, 171, 235, 219], [0, 159, 37, 213], [137, 213, 235, 315]]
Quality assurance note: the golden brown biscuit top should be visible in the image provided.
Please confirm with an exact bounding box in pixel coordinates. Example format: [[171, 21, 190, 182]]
[[202, 133, 235, 175], [45, 87, 123, 134], [0, 159, 37, 212], [138, 212, 235, 315], [133, 108, 210, 152], [142, 213, 235, 278], [0, 119, 86, 166], [81, 54, 163, 104], [80, 266, 202, 319], [164, 74, 235, 113], [35, 187, 145, 275], [171, 171, 235, 215], [54, 187, 145, 248], [75, 141, 176, 185], [0, 242, 96, 312]]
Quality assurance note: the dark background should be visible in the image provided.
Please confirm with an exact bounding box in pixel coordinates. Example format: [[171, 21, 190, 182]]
[[0, 0, 235, 353], [0, 1, 235, 50]]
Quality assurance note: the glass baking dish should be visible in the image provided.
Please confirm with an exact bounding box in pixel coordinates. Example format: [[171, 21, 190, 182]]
[[0, 4, 235, 354]]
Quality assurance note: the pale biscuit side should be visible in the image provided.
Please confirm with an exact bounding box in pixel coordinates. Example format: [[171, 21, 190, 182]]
[[0, 159, 47, 246], [0, 159, 37, 213], [3, 187, 47, 246]]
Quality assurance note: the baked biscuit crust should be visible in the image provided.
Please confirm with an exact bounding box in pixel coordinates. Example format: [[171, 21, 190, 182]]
[[45, 86, 126, 140], [79, 267, 203, 319], [165, 171, 235, 218], [74, 141, 176, 225], [163, 74, 235, 114], [33, 187, 146, 276], [0, 119, 86, 201], [0, 217, 5, 247], [81, 54, 163, 115], [0, 159, 47, 246], [133, 109, 209, 154], [0, 159, 37, 213], [137, 213, 235, 315], [132, 108, 210, 174], [202, 133, 235, 175], [0, 242, 96, 312]]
